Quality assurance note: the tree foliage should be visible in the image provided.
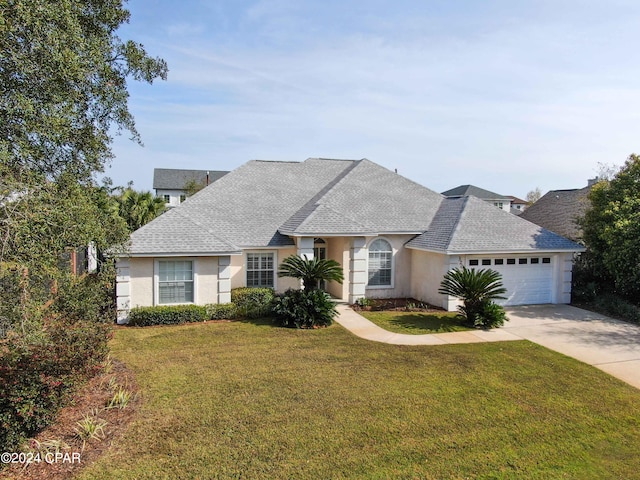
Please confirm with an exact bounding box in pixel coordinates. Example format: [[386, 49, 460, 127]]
[[183, 179, 206, 197], [116, 188, 166, 232], [525, 187, 542, 205], [0, 0, 166, 451], [278, 255, 344, 290], [580, 154, 640, 302], [0, 0, 167, 280], [0, 0, 168, 182]]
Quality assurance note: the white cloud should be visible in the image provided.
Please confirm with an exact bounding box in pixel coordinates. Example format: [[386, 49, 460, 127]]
[[110, 1, 640, 198]]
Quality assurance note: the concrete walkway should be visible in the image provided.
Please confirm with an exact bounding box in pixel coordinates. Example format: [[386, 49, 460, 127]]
[[334, 303, 640, 390]]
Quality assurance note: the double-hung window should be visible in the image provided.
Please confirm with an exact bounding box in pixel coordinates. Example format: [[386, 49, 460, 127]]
[[368, 239, 392, 287], [246, 253, 274, 288], [158, 260, 194, 304]]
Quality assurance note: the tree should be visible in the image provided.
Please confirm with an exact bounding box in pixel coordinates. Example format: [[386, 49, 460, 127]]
[[525, 187, 542, 205], [438, 266, 507, 328], [184, 179, 206, 197], [580, 154, 640, 302], [1, 0, 167, 275], [0, 0, 167, 451], [278, 255, 344, 290], [596, 162, 620, 182], [1, 0, 168, 183], [116, 189, 166, 232]]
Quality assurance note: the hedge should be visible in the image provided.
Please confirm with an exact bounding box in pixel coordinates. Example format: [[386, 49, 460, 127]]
[[231, 287, 275, 318], [206, 303, 238, 320], [128, 305, 208, 327]]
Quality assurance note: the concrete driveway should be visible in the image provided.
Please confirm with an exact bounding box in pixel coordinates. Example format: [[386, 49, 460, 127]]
[[504, 304, 640, 390]]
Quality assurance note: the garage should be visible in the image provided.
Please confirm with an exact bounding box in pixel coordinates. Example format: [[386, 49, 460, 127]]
[[468, 256, 554, 306]]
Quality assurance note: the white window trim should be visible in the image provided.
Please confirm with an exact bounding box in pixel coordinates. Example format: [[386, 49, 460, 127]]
[[245, 250, 277, 290], [154, 258, 197, 306], [366, 237, 395, 289]]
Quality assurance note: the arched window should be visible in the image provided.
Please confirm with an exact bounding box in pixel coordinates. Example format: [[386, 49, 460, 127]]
[[368, 239, 392, 287]]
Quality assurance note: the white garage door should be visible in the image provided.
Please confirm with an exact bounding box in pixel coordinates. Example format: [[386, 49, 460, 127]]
[[468, 256, 553, 306]]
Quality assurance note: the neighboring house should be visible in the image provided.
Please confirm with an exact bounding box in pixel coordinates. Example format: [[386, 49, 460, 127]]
[[153, 168, 228, 207], [442, 185, 512, 212], [116, 158, 584, 323], [519, 181, 595, 242], [508, 196, 528, 215]]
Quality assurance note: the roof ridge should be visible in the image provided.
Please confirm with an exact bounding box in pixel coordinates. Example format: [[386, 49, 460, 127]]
[[443, 196, 469, 251], [279, 160, 361, 233], [250, 159, 300, 164]]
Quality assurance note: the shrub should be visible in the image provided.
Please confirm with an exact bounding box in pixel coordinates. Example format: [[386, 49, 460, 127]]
[[127, 305, 207, 327], [206, 303, 238, 320], [272, 289, 337, 328], [52, 270, 116, 323], [439, 267, 507, 328], [277, 255, 344, 290], [0, 318, 111, 452], [231, 288, 274, 318], [474, 301, 507, 329], [593, 293, 640, 324]]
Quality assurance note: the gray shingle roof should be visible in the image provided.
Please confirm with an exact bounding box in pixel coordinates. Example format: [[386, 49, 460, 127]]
[[407, 196, 584, 253], [129, 207, 239, 255], [519, 187, 591, 242], [442, 184, 511, 200], [153, 169, 228, 190], [129, 158, 584, 256], [280, 159, 444, 235]]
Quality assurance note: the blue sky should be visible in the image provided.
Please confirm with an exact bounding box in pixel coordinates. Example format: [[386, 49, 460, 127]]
[[107, 0, 640, 198]]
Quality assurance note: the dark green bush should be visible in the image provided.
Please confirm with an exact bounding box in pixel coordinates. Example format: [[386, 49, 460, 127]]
[[206, 303, 238, 320], [52, 270, 116, 323], [272, 289, 337, 328], [128, 305, 207, 327], [0, 318, 111, 452], [231, 287, 274, 318], [473, 301, 508, 329], [593, 293, 640, 324]]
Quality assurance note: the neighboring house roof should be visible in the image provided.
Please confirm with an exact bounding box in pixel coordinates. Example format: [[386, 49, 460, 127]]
[[153, 168, 228, 190], [441, 184, 511, 201], [129, 158, 584, 256], [519, 186, 592, 242], [508, 196, 527, 205]]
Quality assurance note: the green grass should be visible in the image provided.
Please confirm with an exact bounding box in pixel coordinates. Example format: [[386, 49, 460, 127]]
[[78, 320, 640, 480], [360, 309, 471, 334]]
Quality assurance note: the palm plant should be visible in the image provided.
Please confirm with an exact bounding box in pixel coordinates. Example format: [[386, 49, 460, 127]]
[[278, 255, 344, 290], [116, 189, 166, 232], [438, 266, 507, 327]]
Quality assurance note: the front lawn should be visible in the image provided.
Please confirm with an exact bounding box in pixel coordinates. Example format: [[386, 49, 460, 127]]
[[359, 310, 470, 334], [78, 320, 640, 479]]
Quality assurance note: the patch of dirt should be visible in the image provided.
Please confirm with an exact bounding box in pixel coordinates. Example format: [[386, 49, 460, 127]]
[[351, 297, 445, 313], [0, 360, 140, 480]]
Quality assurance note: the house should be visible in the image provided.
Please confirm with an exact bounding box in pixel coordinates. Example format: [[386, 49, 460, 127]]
[[153, 168, 228, 207], [519, 181, 596, 242], [116, 158, 584, 323], [508, 196, 528, 214], [441, 185, 512, 212]]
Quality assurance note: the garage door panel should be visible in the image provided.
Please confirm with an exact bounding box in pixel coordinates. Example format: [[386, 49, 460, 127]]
[[469, 258, 553, 306]]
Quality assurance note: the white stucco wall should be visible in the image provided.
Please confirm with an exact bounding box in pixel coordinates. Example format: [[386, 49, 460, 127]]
[[129, 257, 154, 308], [363, 234, 415, 299], [155, 189, 186, 207], [194, 256, 220, 304], [326, 237, 350, 300], [409, 250, 451, 309]]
